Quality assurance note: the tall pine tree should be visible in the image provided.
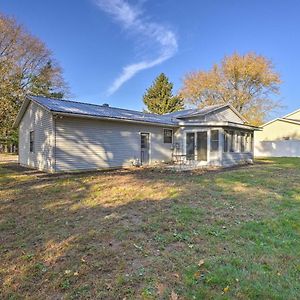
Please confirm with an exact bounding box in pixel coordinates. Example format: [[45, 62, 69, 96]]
[[143, 73, 184, 114]]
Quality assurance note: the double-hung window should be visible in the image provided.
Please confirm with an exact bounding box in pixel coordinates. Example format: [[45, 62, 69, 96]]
[[164, 129, 173, 144]]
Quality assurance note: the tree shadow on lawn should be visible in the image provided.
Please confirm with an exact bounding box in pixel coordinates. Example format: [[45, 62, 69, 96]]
[[1, 159, 300, 299]]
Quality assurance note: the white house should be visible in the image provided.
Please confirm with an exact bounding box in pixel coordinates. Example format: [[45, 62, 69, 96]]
[[13, 95, 258, 172]]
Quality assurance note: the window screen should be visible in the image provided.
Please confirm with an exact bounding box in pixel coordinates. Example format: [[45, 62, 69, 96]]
[[223, 131, 228, 152], [240, 132, 245, 152], [229, 131, 235, 152], [210, 130, 219, 152]]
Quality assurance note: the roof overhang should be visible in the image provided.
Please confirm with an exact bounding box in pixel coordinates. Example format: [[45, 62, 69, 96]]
[[179, 121, 260, 131], [52, 112, 177, 127], [261, 117, 300, 128]]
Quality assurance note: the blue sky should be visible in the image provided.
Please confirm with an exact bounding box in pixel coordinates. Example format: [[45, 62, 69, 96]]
[[1, 0, 300, 118]]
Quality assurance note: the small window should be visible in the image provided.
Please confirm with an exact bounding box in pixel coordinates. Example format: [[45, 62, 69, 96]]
[[164, 129, 173, 143], [240, 132, 245, 152], [210, 130, 219, 152], [29, 131, 34, 153], [223, 130, 228, 152]]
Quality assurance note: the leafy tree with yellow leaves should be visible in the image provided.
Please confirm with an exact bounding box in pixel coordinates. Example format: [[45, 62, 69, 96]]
[[180, 52, 281, 125]]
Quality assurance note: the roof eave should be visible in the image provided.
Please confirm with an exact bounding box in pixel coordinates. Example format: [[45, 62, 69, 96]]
[[13, 95, 52, 128], [176, 104, 249, 124], [178, 121, 260, 130], [53, 111, 178, 127], [13, 97, 30, 128]]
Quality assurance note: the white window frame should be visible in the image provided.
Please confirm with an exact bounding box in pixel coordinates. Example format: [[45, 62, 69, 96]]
[[163, 128, 173, 144]]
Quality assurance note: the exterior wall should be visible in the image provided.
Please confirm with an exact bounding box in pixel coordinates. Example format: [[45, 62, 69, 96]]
[[254, 119, 300, 157], [54, 116, 174, 171], [19, 102, 54, 171], [255, 120, 300, 141], [221, 152, 253, 166]]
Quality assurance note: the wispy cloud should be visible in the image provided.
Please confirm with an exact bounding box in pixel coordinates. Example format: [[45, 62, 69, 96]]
[[96, 0, 178, 95]]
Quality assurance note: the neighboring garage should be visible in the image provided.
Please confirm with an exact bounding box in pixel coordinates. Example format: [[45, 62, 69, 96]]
[[255, 108, 300, 157]]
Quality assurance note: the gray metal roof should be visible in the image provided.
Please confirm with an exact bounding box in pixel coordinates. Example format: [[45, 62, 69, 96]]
[[30, 95, 177, 125], [13, 95, 252, 129], [29, 96, 232, 125], [164, 104, 226, 118]]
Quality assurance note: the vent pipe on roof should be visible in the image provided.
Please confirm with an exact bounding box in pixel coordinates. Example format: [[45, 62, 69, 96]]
[[103, 103, 109, 107]]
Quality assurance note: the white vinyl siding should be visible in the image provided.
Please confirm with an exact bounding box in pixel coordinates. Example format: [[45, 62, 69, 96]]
[[18, 102, 54, 171], [54, 117, 173, 172]]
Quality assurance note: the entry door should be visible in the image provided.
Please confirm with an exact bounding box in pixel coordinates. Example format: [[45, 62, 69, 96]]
[[197, 131, 208, 161], [186, 132, 195, 160], [141, 133, 150, 165]]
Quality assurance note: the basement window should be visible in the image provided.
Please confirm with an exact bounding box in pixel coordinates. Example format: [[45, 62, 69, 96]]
[[30, 131, 34, 153], [164, 129, 173, 143]]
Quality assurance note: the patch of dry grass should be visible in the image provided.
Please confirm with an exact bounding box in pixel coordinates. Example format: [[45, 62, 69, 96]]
[[0, 157, 299, 299]]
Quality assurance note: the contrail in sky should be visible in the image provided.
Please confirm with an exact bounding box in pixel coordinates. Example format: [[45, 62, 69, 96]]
[[96, 0, 178, 95]]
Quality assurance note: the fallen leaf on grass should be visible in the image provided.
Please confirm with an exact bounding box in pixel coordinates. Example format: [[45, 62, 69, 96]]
[[105, 283, 112, 290], [157, 283, 167, 296], [133, 243, 143, 251], [198, 259, 205, 267], [170, 290, 178, 300], [194, 271, 201, 279], [223, 286, 229, 293]]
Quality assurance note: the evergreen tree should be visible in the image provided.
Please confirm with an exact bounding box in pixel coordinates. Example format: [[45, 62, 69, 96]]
[[143, 73, 184, 114]]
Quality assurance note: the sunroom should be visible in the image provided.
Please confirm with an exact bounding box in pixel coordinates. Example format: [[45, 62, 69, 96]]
[[173, 124, 255, 168]]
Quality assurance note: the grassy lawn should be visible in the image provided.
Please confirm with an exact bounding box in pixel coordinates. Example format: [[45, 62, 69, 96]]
[[0, 156, 299, 299]]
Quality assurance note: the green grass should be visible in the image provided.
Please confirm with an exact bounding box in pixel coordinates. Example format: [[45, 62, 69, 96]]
[[0, 157, 299, 299]]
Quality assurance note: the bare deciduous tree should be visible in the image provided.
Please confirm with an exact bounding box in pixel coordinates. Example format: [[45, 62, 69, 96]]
[[0, 13, 69, 152]]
